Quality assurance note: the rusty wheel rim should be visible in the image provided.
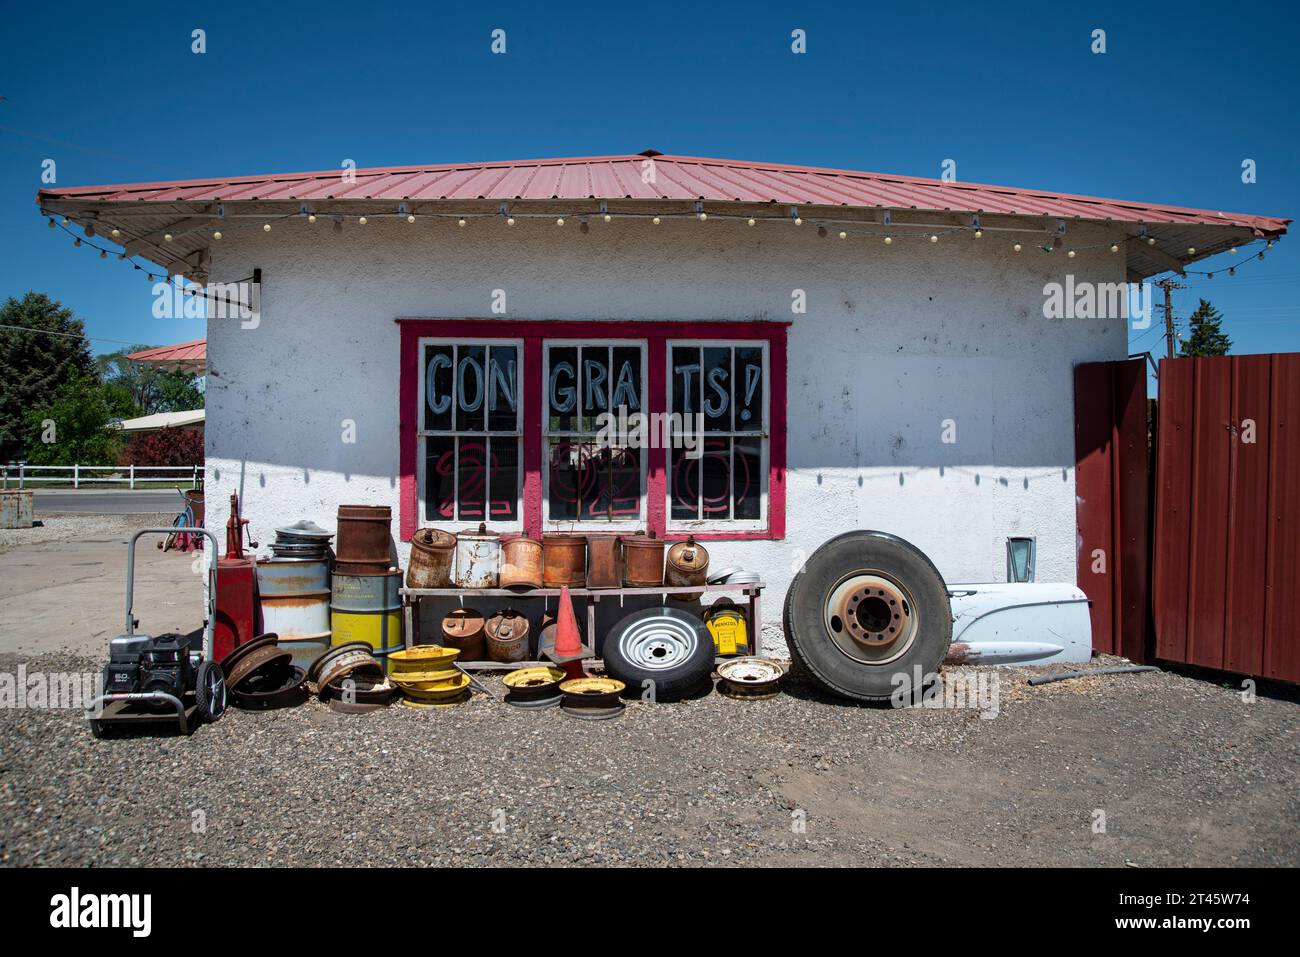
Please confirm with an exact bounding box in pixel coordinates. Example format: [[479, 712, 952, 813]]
[[823, 572, 918, 665]]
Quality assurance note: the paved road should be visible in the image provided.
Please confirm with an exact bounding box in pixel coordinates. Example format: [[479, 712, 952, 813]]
[[32, 489, 190, 514]]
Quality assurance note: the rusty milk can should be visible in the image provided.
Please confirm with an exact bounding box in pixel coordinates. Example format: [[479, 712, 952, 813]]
[[666, 536, 710, 600], [406, 528, 456, 589], [500, 535, 543, 589], [585, 536, 623, 589], [441, 608, 486, 661], [485, 609, 531, 662], [542, 534, 587, 588], [454, 523, 501, 588], [621, 530, 665, 587]]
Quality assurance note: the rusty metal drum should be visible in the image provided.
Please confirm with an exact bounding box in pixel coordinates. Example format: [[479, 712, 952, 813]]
[[335, 505, 393, 575], [621, 531, 665, 587], [0, 490, 34, 529], [330, 569, 404, 671], [406, 528, 456, 588], [255, 558, 332, 667], [485, 610, 531, 662], [454, 523, 501, 588], [500, 536, 543, 589], [441, 608, 486, 661], [542, 535, 587, 587], [585, 536, 622, 589], [666, 536, 710, 600]]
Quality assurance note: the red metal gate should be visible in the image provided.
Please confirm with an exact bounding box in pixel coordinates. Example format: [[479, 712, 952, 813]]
[[1074, 359, 1150, 662], [1153, 354, 1300, 683]]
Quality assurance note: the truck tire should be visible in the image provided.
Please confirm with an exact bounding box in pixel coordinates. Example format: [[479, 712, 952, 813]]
[[601, 607, 715, 701], [783, 530, 951, 702]]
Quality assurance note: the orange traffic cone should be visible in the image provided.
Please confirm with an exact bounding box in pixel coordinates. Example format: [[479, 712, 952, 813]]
[[553, 585, 586, 680]]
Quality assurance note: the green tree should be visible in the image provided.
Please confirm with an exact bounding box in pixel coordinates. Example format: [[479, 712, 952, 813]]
[[23, 369, 121, 465], [0, 292, 94, 461], [1179, 299, 1232, 357], [95, 346, 204, 416]]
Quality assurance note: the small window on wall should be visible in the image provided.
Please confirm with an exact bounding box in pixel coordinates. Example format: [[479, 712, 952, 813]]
[[419, 339, 522, 529], [667, 341, 768, 531], [543, 341, 647, 527]]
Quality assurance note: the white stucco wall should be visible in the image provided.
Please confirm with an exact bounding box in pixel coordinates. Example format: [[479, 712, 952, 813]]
[[204, 217, 1129, 656]]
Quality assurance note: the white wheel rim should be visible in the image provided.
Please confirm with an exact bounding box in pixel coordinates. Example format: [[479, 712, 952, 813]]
[[619, 614, 700, 670]]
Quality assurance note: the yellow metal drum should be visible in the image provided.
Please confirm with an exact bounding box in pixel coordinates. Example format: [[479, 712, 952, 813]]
[[331, 570, 404, 672]]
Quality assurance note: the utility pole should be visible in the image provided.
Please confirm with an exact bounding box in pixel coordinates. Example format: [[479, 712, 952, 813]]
[[1154, 278, 1186, 359]]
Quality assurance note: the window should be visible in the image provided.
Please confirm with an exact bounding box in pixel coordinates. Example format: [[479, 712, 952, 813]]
[[400, 321, 786, 542], [418, 338, 523, 529], [667, 341, 768, 531], [543, 341, 647, 528]]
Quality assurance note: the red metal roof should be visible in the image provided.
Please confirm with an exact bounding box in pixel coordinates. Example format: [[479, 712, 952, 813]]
[[38, 152, 1289, 236], [126, 338, 206, 373]]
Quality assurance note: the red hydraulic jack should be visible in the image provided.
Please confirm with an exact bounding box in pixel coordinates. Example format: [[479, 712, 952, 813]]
[[213, 493, 258, 664]]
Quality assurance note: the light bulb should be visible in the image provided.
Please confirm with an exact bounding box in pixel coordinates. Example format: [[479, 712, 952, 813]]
[[974, 229, 983, 239], [1067, 249, 1076, 258], [929, 234, 939, 243], [1186, 247, 1195, 255], [61, 217, 69, 225], [100, 249, 107, 258], [817, 226, 827, 238], [407, 215, 416, 224], [794, 217, 803, 226], [1147, 237, 1156, 245], [652, 217, 661, 225], [457, 218, 467, 228], [507, 217, 515, 226], [164, 233, 173, 242], [358, 216, 367, 225], [308, 214, 317, 224], [838, 231, 847, 240], [263, 223, 272, 232], [1228, 246, 1237, 255], [47, 219, 55, 228], [213, 231, 223, 240], [1013, 242, 1022, 252], [556, 217, 565, 226], [603, 214, 612, 223], [698, 212, 707, 221], [883, 236, 892, 245], [74, 238, 81, 247], [1110, 244, 1119, 253], [747, 218, 756, 226], [580, 221, 590, 234], [111, 228, 121, 238]]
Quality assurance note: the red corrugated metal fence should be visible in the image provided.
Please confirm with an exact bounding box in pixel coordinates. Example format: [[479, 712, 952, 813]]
[[1074, 359, 1150, 662], [1153, 354, 1300, 683]]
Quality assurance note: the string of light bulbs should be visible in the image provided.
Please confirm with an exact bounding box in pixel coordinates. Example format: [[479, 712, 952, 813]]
[[42, 203, 1280, 284]]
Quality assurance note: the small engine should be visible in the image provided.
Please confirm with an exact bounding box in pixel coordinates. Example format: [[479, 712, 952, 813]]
[[102, 632, 198, 710]]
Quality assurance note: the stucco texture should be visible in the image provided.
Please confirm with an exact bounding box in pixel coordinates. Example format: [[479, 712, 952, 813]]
[[203, 218, 1129, 656]]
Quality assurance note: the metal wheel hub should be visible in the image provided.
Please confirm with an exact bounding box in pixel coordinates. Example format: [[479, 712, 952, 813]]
[[824, 573, 918, 665], [619, 614, 700, 670]]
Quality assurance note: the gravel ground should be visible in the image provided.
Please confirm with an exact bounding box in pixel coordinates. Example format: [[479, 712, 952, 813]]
[[1, 649, 1295, 867], [0, 513, 177, 553]]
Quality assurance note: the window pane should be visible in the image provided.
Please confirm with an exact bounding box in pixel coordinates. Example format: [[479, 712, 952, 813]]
[[734, 346, 764, 431], [579, 346, 610, 432], [703, 346, 732, 432], [670, 445, 699, 520], [455, 345, 486, 432], [423, 435, 455, 520], [423, 344, 454, 432], [671, 346, 700, 417], [456, 436, 488, 520], [733, 437, 761, 520], [488, 436, 520, 522], [701, 437, 731, 519], [547, 346, 579, 432], [547, 437, 587, 521], [487, 346, 518, 432], [611, 346, 642, 415], [582, 445, 641, 521]]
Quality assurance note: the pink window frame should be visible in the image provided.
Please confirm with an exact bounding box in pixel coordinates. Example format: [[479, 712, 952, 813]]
[[398, 319, 788, 542]]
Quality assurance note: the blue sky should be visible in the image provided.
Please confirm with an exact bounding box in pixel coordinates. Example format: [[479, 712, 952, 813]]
[[1, 0, 1295, 358]]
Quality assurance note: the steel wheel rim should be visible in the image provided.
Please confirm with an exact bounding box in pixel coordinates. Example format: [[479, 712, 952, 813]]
[[823, 571, 919, 666], [619, 614, 700, 670], [206, 668, 226, 714]]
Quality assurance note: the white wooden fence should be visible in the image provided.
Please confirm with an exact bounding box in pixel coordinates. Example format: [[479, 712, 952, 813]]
[[1, 464, 202, 490]]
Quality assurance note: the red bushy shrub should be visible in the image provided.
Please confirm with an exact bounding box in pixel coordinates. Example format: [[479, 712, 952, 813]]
[[119, 427, 204, 467]]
